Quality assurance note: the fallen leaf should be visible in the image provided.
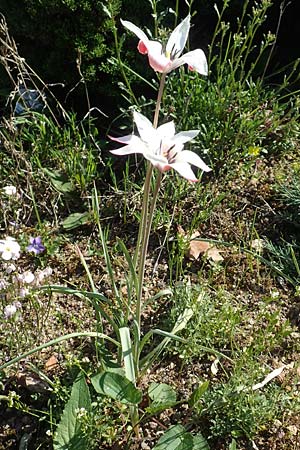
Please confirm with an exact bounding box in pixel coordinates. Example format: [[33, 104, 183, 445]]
[[189, 239, 224, 262], [44, 355, 59, 372], [177, 226, 224, 262], [252, 366, 286, 391], [211, 358, 220, 375], [16, 372, 50, 393]]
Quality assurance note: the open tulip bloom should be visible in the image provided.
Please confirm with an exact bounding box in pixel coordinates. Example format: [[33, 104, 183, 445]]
[[121, 15, 208, 75], [110, 111, 211, 182]]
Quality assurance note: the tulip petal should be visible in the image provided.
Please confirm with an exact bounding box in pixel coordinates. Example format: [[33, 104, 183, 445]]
[[145, 152, 168, 167], [109, 133, 135, 144], [121, 19, 168, 72], [174, 49, 208, 75], [110, 136, 147, 155], [179, 150, 211, 172], [121, 20, 149, 46], [170, 161, 198, 182], [147, 41, 170, 72], [166, 15, 190, 59], [157, 121, 176, 139], [133, 111, 157, 143], [172, 130, 200, 146]]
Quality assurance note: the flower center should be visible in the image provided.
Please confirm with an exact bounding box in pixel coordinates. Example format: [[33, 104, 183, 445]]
[[160, 142, 177, 163]]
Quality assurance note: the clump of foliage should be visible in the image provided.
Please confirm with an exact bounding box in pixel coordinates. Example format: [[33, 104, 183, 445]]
[[0, 0, 122, 106]]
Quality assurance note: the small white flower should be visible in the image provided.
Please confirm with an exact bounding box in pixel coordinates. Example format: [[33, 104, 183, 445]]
[[4, 302, 21, 319], [5, 263, 16, 274], [35, 267, 52, 284], [75, 407, 87, 419], [18, 271, 35, 284], [43, 267, 53, 277], [270, 290, 280, 299], [0, 279, 8, 290], [3, 185, 17, 196], [19, 287, 29, 297], [0, 237, 21, 261]]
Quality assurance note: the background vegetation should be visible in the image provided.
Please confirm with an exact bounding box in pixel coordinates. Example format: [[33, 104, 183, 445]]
[[0, 0, 300, 449]]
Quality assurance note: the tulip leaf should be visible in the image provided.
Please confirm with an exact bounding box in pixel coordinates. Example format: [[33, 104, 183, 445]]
[[53, 374, 91, 450], [43, 168, 75, 194], [62, 212, 90, 230], [153, 425, 209, 450], [188, 381, 210, 408], [147, 382, 177, 414], [91, 371, 142, 404]]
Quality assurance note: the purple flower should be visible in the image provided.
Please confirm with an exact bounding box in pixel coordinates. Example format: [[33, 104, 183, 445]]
[[27, 236, 45, 255]]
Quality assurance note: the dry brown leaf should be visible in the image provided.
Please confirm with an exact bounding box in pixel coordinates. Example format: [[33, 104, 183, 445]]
[[44, 354, 59, 372], [189, 239, 224, 262], [177, 226, 224, 262], [16, 372, 50, 393]]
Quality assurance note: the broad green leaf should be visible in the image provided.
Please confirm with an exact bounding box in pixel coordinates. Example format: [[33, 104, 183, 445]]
[[62, 212, 90, 230], [53, 374, 91, 450], [147, 382, 177, 414], [189, 381, 209, 408], [228, 439, 237, 450], [149, 383, 177, 403], [153, 425, 209, 450], [91, 371, 142, 404], [43, 168, 75, 194]]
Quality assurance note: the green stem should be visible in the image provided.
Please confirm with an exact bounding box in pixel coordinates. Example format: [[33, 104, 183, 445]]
[[135, 172, 162, 355], [133, 73, 166, 375], [153, 73, 166, 128], [133, 73, 166, 269]]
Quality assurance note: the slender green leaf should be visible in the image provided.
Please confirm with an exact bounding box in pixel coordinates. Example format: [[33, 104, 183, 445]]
[[172, 308, 194, 334], [38, 285, 112, 305], [38, 284, 120, 337], [189, 381, 210, 408], [93, 187, 122, 309], [53, 374, 91, 450], [91, 372, 142, 404], [119, 327, 136, 384], [144, 288, 173, 308], [140, 308, 194, 372], [228, 439, 237, 450], [0, 332, 120, 371]]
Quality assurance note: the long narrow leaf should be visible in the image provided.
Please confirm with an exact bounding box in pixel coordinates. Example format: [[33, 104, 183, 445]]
[[0, 332, 120, 371], [38, 285, 120, 336], [39, 285, 113, 305], [119, 327, 136, 384], [93, 187, 123, 308], [76, 245, 97, 293]]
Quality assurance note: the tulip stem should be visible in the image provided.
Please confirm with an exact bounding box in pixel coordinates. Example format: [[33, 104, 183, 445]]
[[133, 73, 166, 270], [135, 171, 162, 356], [153, 73, 166, 128], [134, 73, 166, 369]]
